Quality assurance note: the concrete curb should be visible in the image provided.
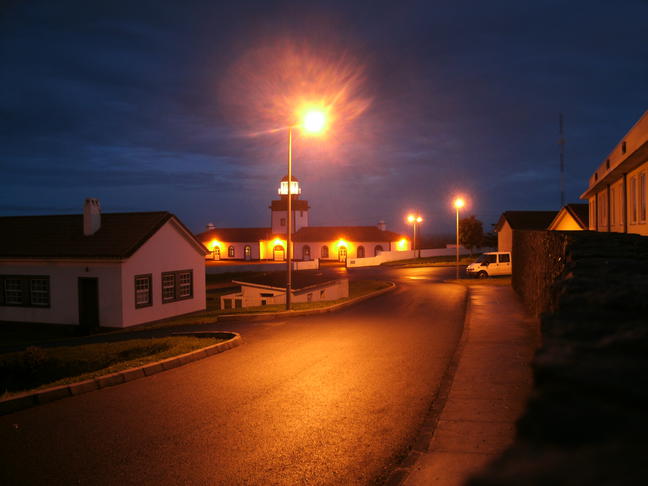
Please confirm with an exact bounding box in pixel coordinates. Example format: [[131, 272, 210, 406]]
[[383, 284, 472, 486], [217, 281, 397, 321], [0, 331, 241, 416]]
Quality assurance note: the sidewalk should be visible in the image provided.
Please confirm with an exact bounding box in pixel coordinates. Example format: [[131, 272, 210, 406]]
[[402, 284, 539, 486]]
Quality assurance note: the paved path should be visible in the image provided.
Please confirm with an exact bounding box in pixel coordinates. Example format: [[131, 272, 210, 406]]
[[0, 267, 466, 486], [402, 284, 539, 486]]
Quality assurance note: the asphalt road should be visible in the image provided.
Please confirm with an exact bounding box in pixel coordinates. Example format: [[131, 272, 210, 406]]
[[0, 266, 466, 486]]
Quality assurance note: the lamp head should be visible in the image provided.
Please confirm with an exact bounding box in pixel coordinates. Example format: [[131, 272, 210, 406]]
[[454, 198, 465, 209], [302, 109, 326, 134]]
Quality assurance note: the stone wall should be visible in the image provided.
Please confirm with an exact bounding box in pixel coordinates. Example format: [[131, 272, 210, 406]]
[[470, 231, 648, 485]]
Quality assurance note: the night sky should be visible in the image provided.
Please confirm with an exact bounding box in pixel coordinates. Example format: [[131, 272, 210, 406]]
[[2, 1, 647, 236]]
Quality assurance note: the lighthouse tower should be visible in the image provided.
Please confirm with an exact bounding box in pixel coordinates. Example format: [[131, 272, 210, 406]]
[[270, 175, 310, 234]]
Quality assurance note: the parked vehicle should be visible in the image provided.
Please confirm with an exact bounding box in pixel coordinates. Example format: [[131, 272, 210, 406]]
[[466, 251, 512, 278]]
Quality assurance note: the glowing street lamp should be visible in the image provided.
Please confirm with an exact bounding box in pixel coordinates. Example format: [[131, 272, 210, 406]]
[[453, 198, 465, 279], [285, 108, 327, 310], [407, 213, 423, 258]]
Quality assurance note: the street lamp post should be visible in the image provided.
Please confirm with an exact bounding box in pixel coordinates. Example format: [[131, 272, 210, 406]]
[[407, 214, 423, 258], [285, 109, 326, 310], [453, 198, 465, 280]]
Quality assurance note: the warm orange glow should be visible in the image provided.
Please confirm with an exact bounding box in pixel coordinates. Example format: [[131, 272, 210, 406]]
[[209, 239, 222, 250], [336, 238, 347, 248], [407, 214, 423, 224], [416, 216, 423, 223], [396, 238, 409, 251], [407, 214, 415, 223], [302, 109, 327, 134], [272, 238, 286, 247], [454, 198, 465, 209]]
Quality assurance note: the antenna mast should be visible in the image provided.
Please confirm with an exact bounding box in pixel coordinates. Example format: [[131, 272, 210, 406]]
[[559, 113, 565, 208]]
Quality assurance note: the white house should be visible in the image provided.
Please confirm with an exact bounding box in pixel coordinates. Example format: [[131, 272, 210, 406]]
[[495, 210, 558, 252], [580, 110, 648, 235], [220, 272, 349, 309], [0, 199, 208, 329], [197, 175, 410, 262]]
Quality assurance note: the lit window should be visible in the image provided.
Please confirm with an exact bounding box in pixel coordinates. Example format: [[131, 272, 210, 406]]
[[228, 246, 235, 258], [134, 274, 152, 308]]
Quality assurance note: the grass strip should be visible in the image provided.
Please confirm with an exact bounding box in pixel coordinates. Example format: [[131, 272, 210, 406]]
[[0, 336, 224, 397]]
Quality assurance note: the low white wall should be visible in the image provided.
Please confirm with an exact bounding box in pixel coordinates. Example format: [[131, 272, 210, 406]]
[[220, 278, 348, 308], [293, 258, 319, 270], [347, 246, 495, 268]]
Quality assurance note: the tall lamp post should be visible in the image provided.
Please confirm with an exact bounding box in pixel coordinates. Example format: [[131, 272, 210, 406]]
[[453, 198, 465, 280], [407, 213, 423, 258], [286, 109, 326, 310]]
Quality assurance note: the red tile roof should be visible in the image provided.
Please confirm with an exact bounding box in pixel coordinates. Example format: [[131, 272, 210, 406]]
[[197, 227, 272, 243], [0, 212, 207, 259], [293, 226, 405, 242]]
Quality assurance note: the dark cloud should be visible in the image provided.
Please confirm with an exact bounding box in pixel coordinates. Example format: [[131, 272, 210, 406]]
[[1, 0, 647, 233]]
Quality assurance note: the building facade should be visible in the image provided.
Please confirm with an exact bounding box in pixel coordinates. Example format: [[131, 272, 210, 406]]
[[580, 110, 648, 235], [0, 200, 207, 329], [197, 176, 409, 262]]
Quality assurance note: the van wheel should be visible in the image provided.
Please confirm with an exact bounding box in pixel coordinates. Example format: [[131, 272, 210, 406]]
[[477, 271, 488, 279]]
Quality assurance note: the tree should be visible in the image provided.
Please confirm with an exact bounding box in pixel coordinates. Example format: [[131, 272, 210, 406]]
[[459, 215, 484, 255]]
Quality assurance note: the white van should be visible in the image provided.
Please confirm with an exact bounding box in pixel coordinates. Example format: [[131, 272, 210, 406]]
[[466, 252, 512, 278]]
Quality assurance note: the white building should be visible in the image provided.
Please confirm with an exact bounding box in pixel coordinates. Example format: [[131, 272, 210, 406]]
[[220, 273, 349, 309], [0, 199, 208, 329], [198, 175, 410, 261]]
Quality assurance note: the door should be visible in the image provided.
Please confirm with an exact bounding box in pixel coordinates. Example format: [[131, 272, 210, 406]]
[[213, 247, 220, 260], [78, 277, 99, 332], [338, 246, 347, 262], [273, 245, 285, 261], [303, 245, 311, 261]]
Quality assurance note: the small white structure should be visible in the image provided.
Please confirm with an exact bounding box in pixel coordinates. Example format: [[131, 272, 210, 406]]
[[0, 200, 208, 329], [220, 273, 349, 309]]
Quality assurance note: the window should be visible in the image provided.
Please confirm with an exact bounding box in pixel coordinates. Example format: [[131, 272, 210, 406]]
[[161, 270, 193, 303], [228, 246, 235, 258], [234, 299, 242, 309], [640, 173, 647, 222], [1, 275, 50, 307], [630, 177, 637, 223], [597, 191, 607, 228], [499, 254, 510, 263], [244, 245, 251, 259], [321, 245, 329, 258], [374, 245, 383, 256], [303, 245, 311, 260], [606, 159, 610, 170], [622, 141, 627, 154], [610, 187, 616, 226], [357, 246, 365, 258], [134, 274, 152, 308], [280, 218, 286, 226]]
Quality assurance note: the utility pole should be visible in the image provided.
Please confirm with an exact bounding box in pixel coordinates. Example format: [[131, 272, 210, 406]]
[[559, 113, 565, 208]]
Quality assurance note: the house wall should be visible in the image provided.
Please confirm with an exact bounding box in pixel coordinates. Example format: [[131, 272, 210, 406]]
[[121, 220, 206, 328], [294, 239, 408, 261], [205, 240, 261, 260], [220, 278, 349, 308], [625, 162, 648, 235], [498, 221, 513, 252], [271, 209, 308, 234], [550, 212, 582, 231], [0, 260, 122, 326]]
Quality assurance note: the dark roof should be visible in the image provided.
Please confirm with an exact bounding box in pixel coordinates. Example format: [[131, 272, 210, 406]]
[[233, 271, 340, 292], [495, 211, 558, 231], [0, 212, 206, 259], [269, 199, 310, 211], [280, 175, 299, 182], [564, 203, 589, 228], [293, 226, 405, 242], [197, 227, 272, 243]]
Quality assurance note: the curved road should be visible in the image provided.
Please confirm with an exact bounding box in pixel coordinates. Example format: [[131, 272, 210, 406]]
[[0, 266, 465, 485]]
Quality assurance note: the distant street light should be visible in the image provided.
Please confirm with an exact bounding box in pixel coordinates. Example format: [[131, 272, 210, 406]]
[[453, 198, 465, 279], [407, 213, 423, 258], [286, 108, 327, 310]]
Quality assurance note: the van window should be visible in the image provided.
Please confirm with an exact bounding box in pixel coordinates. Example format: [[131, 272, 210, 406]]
[[499, 254, 510, 263]]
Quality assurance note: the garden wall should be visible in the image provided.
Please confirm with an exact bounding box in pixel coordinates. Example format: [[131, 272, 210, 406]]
[[470, 230, 648, 485]]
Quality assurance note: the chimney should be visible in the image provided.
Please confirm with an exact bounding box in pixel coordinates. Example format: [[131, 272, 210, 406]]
[[83, 198, 101, 236], [377, 220, 386, 231], [206, 222, 216, 231]]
